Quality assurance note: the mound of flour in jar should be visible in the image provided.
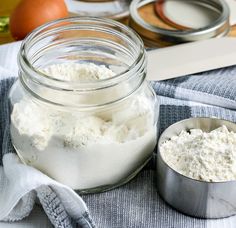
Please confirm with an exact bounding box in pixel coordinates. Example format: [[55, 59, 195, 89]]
[[11, 63, 157, 189], [42, 63, 115, 81], [160, 125, 236, 182]]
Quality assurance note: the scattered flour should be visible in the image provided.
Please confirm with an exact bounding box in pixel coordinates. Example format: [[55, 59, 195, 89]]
[[160, 125, 236, 182]]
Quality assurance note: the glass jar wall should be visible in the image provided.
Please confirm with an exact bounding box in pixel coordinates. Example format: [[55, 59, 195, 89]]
[[9, 17, 159, 193], [65, 0, 131, 24]]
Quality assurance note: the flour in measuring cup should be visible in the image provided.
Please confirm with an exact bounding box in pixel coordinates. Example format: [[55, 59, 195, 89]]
[[160, 126, 236, 182]]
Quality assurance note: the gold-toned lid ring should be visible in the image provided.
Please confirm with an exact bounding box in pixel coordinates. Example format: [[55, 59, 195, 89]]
[[129, 0, 230, 43]]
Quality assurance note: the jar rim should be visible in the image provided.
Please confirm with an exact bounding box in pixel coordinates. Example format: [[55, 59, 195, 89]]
[[18, 16, 145, 91]]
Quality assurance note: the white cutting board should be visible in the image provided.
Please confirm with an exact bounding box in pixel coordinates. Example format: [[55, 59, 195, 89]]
[[147, 37, 236, 81], [161, 0, 236, 28]]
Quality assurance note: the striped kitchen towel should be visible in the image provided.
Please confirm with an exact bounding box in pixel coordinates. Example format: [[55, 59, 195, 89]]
[[83, 96, 236, 228], [1, 41, 236, 228], [151, 66, 236, 110]]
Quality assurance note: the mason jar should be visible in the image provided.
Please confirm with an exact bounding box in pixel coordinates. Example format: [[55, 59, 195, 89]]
[[9, 17, 159, 193], [65, 0, 131, 24]]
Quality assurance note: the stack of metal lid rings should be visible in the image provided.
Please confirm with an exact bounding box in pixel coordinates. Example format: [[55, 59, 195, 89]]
[[129, 0, 230, 47], [67, 0, 230, 46]]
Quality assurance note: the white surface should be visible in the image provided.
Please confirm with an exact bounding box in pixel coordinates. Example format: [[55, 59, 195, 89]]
[[147, 37, 236, 81]]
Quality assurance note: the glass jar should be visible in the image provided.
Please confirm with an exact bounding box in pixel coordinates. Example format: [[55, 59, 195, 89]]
[[9, 17, 159, 193], [65, 0, 131, 24]]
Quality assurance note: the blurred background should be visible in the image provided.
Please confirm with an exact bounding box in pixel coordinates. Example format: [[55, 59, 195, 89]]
[[1, 0, 236, 47], [0, 0, 20, 43]]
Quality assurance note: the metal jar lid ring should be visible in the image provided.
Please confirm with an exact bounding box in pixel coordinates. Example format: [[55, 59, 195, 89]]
[[129, 0, 230, 43]]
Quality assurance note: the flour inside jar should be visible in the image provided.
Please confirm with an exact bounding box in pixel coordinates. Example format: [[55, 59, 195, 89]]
[[11, 62, 157, 190], [41, 63, 115, 82]]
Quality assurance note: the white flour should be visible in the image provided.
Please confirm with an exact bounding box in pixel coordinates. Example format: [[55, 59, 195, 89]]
[[160, 125, 236, 182], [11, 63, 157, 189], [42, 63, 115, 81]]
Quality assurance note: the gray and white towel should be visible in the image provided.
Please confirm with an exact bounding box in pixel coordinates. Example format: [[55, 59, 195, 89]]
[[0, 77, 95, 227], [1, 41, 236, 228]]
